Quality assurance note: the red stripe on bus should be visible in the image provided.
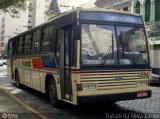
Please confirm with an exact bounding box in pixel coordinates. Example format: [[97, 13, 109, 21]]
[[71, 71, 81, 74], [72, 70, 151, 74], [32, 57, 44, 69]]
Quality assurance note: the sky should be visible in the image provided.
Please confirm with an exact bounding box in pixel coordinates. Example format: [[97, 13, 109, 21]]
[[58, 0, 95, 12], [68, 0, 93, 7]]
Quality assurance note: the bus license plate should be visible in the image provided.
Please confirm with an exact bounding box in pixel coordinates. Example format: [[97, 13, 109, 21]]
[[137, 92, 148, 97]]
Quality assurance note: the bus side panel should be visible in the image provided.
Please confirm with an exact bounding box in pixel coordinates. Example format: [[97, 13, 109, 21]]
[[30, 57, 41, 91], [71, 72, 81, 105], [31, 70, 41, 91], [7, 43, 14, 80], [23, 60, 32, 87], [7, 59, 13, 79], [151, 46, 160, 80]]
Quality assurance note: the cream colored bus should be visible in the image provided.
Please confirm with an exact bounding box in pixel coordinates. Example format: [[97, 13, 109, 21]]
[[7, 8, 151, 107]]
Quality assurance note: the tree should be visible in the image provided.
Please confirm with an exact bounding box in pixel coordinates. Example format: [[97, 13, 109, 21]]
[[0, 0, 26, 18]]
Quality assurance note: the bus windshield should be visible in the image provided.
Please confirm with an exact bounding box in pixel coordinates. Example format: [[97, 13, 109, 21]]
[[81, 24, 149, 67]]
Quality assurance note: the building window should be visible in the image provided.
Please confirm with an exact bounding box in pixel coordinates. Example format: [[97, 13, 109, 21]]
[[135, 1, 140, 14], [28, 26, 32, 29], [1, 43, 4, 47], [123, 7, 128, 11], [155, 0, 160, 21], [28, 15, 32, 17], [28, 21, 31, 23], [29, 3, 32, 11], [145, 0, 150, 22]]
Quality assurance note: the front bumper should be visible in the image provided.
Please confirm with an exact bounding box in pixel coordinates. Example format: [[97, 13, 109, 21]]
[[77, 90, 151, 104]]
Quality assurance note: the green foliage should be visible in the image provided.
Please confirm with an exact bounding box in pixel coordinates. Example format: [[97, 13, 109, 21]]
[[0, 0, 27, 18]]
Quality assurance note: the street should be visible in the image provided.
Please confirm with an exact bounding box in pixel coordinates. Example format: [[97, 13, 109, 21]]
[[1, 0, 160, 118], [0, 65, 160, 119], [0, 88, 40, 119]]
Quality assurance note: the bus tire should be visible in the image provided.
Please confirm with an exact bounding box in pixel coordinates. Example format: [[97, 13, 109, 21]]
[[48, 79, 60, 107], [15, 71, 22, 88]]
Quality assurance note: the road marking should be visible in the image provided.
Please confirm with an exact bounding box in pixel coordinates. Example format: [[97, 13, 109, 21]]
[[0, 86, 48, 119]]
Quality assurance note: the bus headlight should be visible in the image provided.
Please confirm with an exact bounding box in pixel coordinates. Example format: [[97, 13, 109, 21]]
[[82, 84, 97, 90], [137, 81, 148, 86]]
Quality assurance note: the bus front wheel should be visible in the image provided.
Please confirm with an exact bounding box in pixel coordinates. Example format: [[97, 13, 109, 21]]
[[48, 79, 60, 107]]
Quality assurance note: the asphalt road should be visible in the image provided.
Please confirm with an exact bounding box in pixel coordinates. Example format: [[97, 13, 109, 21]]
[[0, 65, 160, 119]]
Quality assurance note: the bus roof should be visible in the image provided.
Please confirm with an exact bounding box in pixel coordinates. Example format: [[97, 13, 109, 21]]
[[9, 8, 142, 41], [78, 8, 141, 17]]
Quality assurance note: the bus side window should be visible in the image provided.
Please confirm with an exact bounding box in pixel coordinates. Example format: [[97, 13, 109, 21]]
[[7, 41, 12, 58], [31, 30, 41, 54], [15, 38, 19, 56], [24, 34, 32, 55], [12, 40, 16, 56], [17, 36, 25, 56], [41, 25, 54, 53], [56, 29, 61, 66], [65, 28, 71, 67], [48, 25, 54, 52]]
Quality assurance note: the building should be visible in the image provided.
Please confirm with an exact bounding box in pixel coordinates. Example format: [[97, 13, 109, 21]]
[[0, 0, 96, 55], [46, 0, 97, 19], [132, 0, 160, 41], [132, 0, 160, 67], [28, 0, 45, 29], [79, 0, 96, 8], [0, 10, 28, 55], [0, 0, 48, 55], [0, 11, 6, 55], [95, 0, 132, 12], [45, 0, 61, 20]]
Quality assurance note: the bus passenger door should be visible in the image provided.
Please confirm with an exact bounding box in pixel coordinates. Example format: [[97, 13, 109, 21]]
[[59, 27, 73, 101]]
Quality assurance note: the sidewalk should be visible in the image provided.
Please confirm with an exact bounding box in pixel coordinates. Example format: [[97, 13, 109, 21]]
[[0, 88, 39, 119]]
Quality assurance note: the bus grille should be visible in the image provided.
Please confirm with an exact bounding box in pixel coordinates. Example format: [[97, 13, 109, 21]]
[[80, 71, 148, 90]]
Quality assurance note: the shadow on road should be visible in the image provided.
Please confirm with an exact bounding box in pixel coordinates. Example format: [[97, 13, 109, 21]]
[[10, 83, 142, 119]]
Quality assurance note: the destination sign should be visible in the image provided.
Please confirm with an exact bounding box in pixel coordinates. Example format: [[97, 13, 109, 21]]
[[80, 11, 143, 24]]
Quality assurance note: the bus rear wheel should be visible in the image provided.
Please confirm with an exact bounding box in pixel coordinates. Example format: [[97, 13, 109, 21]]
[[15, 72, 22, 88], [48, 79, 60, 107]]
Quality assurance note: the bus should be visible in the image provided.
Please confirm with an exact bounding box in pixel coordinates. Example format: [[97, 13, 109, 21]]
[[7, 8, 151, 107], [149, 38, 160, 85]]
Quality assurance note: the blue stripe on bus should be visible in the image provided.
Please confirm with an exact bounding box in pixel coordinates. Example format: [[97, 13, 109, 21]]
[[152, 68, 160, 75], [41, 55, 57, 68]]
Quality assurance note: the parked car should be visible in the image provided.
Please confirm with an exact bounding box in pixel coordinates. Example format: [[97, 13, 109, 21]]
[[2, 59, 7, 65], [150, 74, 160, 86], [0, 60, 3, 66]]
